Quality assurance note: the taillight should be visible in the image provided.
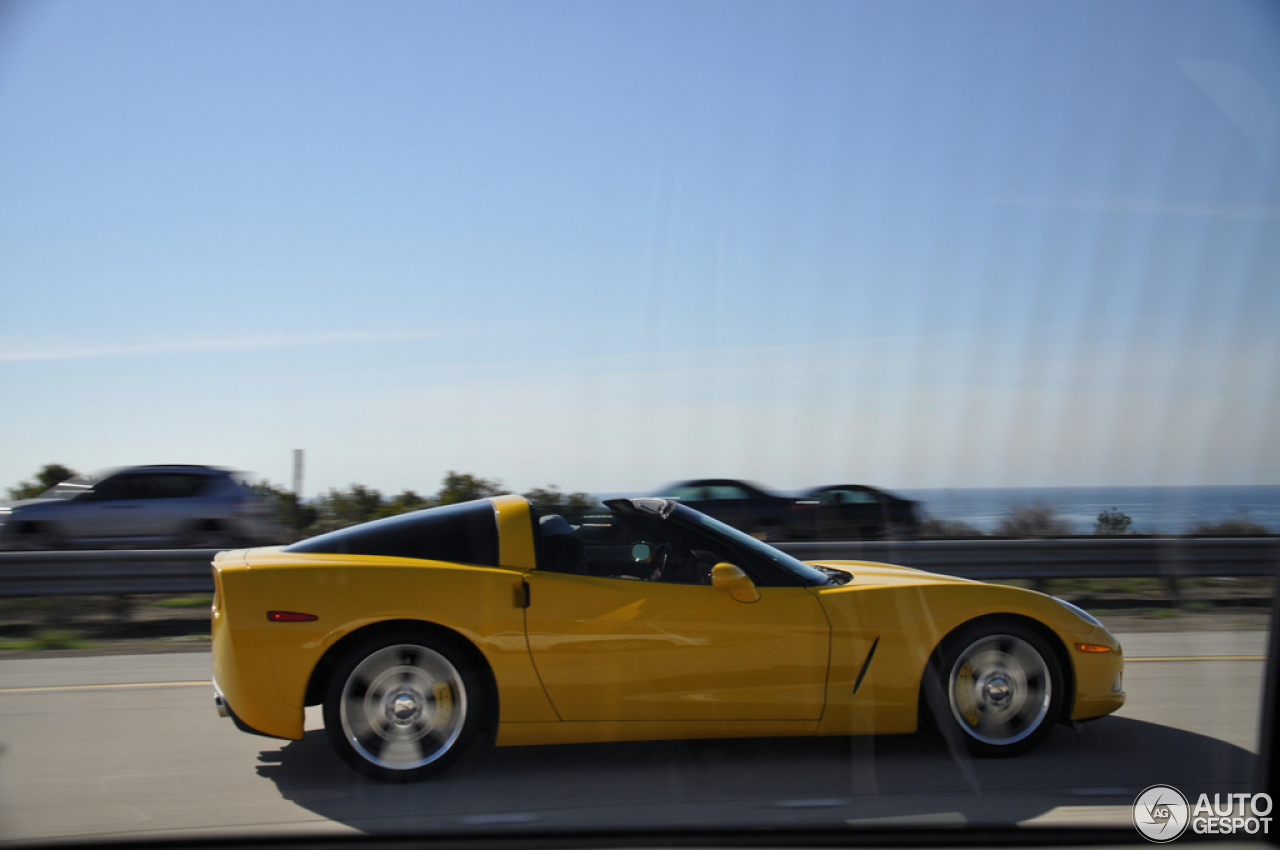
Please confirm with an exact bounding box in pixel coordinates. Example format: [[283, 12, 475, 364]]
[[267, 611, 318, 623]]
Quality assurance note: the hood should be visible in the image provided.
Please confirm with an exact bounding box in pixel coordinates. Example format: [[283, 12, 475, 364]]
[[806, 559, 977, 589], [2, 496, 77, 515]]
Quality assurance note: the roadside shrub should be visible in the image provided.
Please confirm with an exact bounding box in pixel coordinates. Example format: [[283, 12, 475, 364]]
[[995, 501, 1073, 537], [1094, 507, 1134, 535], [1190, 514, 1273, 535], [916, 518, 986, 538]]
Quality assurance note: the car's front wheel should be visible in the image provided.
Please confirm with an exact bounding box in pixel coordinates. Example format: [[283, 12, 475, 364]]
[[323, 635, 481, 782], [9, 522, 62, 550], [927, 622, 1063, 757]]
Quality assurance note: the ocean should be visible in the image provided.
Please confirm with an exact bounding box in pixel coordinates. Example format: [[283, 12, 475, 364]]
[[896, 485, 1280, 535]]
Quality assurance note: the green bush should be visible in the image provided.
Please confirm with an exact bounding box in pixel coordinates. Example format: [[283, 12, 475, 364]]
[[995, 501, 1073, 537], [1094, 507, 1134, 535]]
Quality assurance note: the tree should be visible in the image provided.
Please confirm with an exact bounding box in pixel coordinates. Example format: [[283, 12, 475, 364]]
[[373, 490, 432, 519], [1094, 507, 1133, 535], [436, 471, 507, 505], [995, 501, 1073, 537], [7, 463, 78, 500], [312, 484, 386, 530], [522, 485, 596, 509], [249, 481, 319, 533], [916, 517, 986, 538]]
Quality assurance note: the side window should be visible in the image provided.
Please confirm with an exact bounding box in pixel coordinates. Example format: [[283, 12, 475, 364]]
[[147, 474, 209, 499], [286, 500, 500, 565], [92, 474, 149, 501], [570, 512, 738, 585], [710, 485, 750, 500]]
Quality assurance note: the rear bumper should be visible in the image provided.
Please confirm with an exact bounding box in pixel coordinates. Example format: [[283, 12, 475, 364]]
[[213, 676, 292, 740]]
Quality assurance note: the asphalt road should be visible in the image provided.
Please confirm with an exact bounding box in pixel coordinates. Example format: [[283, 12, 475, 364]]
[[0, 632, 1268, 844]]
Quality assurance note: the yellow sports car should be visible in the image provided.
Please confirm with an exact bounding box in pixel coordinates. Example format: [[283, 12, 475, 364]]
[[211, 495, 1124, 782]]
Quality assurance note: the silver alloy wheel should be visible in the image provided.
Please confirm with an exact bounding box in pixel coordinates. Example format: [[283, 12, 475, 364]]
[[947, 634, 1051, 746], [339, 643, 468, 771]]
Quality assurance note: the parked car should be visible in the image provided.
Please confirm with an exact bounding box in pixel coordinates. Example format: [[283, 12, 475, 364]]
[[788, 484, 922, 539], [0, 464, 283, 549], [212, 494, 1125, 782], [650, 478, 796, 539]]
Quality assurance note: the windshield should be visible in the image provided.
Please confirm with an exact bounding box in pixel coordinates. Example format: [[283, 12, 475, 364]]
[[671, 501, 834, 586], [33, 475, 97, 500]]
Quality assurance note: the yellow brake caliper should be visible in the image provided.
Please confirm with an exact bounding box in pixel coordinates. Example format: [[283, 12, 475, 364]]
[[954, 662, 979, 727], [432, 681, 454, 724]]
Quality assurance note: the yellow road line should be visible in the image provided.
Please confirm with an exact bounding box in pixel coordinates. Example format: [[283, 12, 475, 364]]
[[1128, 655, 1264, 662], [0, 680, 208, 694]]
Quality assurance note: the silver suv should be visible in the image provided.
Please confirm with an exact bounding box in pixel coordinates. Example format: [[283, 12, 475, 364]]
[[0, 465, 283, 549]]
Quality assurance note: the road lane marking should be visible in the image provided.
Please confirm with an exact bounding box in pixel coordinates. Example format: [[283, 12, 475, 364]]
[[0, 681, 208, 694], [847, 812, 966, 826], [776, 798, 849, 808], [1128, 655, 1264, 662], [458, 813, 540, 825], [1019, 805, 1131, 827]]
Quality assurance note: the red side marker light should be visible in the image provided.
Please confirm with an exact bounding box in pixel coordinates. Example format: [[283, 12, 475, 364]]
[[267, 611, 318, 623]]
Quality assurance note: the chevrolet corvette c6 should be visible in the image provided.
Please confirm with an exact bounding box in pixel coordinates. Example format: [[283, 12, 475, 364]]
[[211, 495, 1124, 781]]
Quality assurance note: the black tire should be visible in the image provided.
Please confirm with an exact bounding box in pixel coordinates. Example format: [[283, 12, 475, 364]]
[[925, 621, 1063, 757], [12, 523, 61, 550], [323, 634, 482, 782]]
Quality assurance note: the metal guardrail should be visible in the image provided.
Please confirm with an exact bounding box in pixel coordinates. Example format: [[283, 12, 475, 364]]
[[0, 549, 223, 598], [776, 537, 1280, 581], [0, 537, 1276, 598]]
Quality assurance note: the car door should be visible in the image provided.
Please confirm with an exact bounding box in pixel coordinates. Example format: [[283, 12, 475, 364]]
[[141, 472, 211, 538], [68, 473, 153, 539], [524, 572, 830, 722], [703, 483, 759, 530], [821, 488, 881, 538]]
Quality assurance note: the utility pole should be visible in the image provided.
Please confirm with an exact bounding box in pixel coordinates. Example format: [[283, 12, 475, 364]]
[[292, 449, 304, 499]]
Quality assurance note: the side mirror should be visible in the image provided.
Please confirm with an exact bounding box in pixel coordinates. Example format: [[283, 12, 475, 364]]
[[630, 542, 653, 563], [712, 563, 760, 603]]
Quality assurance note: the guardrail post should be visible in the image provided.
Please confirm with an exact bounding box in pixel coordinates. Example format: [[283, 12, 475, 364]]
[[110, 594, 133, 622], [1158, 537, 1188, 609]]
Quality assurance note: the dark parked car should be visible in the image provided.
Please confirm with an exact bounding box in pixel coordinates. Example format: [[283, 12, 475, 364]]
[[0, 464, 283, 549], [651, 479, 797, 539], [788, 484, 921, 539]]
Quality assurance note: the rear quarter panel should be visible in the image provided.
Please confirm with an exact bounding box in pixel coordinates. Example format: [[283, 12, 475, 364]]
[[213, 549, 558, 740]]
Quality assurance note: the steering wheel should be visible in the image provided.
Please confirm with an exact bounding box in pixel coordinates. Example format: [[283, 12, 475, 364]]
[[647, 543, 675, 581]]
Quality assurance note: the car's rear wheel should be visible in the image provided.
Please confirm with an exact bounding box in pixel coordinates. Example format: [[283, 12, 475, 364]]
[[927, 622, 1063, 757], [323, 635, 480, 782]]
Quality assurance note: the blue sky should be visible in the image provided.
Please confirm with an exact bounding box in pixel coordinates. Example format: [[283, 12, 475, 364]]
[[1, 0, 1278, 497]]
